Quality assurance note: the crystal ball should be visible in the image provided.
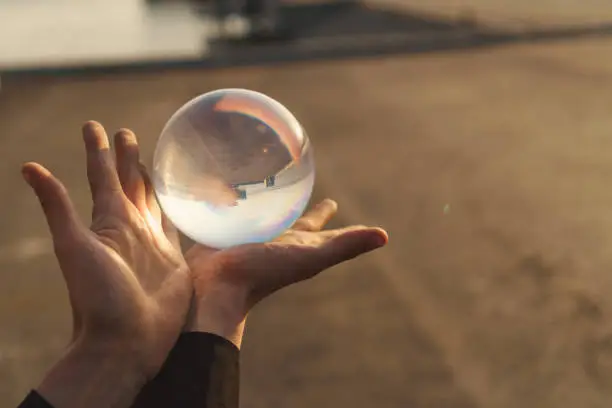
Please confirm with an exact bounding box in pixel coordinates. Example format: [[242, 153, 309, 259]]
[[152, 89, 315, 249]]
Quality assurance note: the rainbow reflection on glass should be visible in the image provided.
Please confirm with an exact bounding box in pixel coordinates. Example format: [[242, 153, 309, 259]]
[[152, 89, 315, 249]]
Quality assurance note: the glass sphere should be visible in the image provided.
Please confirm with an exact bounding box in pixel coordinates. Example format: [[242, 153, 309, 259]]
[[152, 88, 315, 249]]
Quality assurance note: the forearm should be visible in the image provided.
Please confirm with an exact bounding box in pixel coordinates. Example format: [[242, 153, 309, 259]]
[[131, 332, 240, 408], [131, 288, 245, 408], [18, 330, 242, 408], [34, 342, 145, 408]]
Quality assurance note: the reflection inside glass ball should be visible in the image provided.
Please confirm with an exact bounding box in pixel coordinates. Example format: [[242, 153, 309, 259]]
[[152, 88, 315, 249]]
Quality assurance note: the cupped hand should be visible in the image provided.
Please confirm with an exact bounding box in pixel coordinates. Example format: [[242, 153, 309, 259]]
[[94, 127, 387, 351], [184, 199, 388, 347], [25, 122, 192, 408]]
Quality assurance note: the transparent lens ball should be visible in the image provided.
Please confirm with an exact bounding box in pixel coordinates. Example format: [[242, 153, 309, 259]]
[[152, 88, 315, 249]]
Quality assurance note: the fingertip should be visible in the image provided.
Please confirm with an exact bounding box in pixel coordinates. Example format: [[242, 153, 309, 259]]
[[21, 163, 78, 235], [115, 128, 138, 147], [313, 225, 388, 271], [21, 161, 38, 175], [343, 226, 388, 249], [369, 227, 389, 248], [21, 162, 50, 186], [82, 121, 109, 149], [320, 198, 338, 212], [82, 120, 102, 131]]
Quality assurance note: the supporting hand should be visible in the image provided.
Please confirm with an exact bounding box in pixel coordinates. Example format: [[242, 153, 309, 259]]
[[25, 122, 192, 408], [184, 199, 388, 347]]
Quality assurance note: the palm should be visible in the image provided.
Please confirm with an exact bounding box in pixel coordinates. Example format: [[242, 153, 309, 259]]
[[185, 199, 387, 308], [73, 202, 188, 339]]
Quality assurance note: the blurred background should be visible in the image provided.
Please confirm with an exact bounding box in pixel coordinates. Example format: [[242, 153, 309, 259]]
[[3, 0, 612, 407]]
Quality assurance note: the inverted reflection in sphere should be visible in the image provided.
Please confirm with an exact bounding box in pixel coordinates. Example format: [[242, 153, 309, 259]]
[[152, 89, 315, 249]]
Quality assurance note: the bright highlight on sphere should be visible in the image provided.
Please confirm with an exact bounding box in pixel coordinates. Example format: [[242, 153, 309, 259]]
[[152, 88, 315, 249]]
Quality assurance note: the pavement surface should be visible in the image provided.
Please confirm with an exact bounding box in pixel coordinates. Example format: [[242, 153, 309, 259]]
[[3, 26, 612, 408], [374, 0, 612, 29]]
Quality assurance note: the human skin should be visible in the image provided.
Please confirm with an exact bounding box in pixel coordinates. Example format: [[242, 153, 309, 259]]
[[23, 121, 388, 408], [23, 122, 193, 408], [183, 201, 388, 348], [112, 127, 389, 348]]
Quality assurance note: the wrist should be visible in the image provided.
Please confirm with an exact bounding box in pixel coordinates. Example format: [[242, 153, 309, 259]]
[[37, 338, 146, 408], [185, 311, 246, 348], [184, 283, 249, 348]]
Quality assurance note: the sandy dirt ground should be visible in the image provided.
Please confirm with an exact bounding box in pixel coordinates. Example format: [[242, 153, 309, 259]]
[[3, 21, 612, 408]]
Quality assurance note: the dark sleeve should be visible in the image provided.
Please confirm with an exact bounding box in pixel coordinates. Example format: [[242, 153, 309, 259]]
[[131, 332, 240, 408], [17, 392, 54, 408]]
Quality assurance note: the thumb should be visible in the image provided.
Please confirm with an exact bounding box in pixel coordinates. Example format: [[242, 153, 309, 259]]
[[22, 162, 84, 249]]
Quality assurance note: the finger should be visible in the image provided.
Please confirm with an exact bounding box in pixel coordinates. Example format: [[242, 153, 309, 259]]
[[161, 213, 181, 250], [21, 162, 84, 249], [138, 163, 162, 224], [22, 163, 85, 341], [114, 129, 147, 211], [292, 199, 338, 232], [83, 121, 122, 203], [254, 226, 388, 294], [310, 226, 388, 271]]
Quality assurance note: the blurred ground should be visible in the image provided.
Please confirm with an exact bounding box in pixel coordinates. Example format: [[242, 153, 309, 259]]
[[3, 3, 612, 408], [378, 0, 612, 29]]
